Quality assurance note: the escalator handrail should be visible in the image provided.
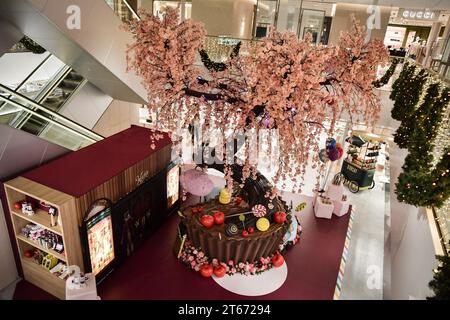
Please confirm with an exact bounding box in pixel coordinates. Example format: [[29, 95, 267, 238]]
[[34, 66, 72, 105], [0, 84, 104, 141], [11, 66, 72, 129], [0, 52, 53, 110], [0, 94, 101, 144], [15, 52, 54, 93], [13, 66, 73, 130]]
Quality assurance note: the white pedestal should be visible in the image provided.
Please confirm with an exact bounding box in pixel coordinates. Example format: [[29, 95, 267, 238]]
[[314, 198, 334, 219], [326, 184, 344, 201], [332, 199, 350, 217], [65, 273, 98, 300]]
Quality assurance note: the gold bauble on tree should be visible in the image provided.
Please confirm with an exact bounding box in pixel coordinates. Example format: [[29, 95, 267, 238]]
[[256, 217, 270, 232], [219, 188, 231, 204]]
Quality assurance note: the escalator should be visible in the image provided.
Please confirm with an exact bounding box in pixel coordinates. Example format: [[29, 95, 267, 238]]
[[0, 44, 94, 148], [0, 84, 103, 150], [12, 68, 86, 136]]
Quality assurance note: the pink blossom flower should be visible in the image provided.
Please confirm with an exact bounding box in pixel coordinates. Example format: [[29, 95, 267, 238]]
[[228, 260, 234, 266]]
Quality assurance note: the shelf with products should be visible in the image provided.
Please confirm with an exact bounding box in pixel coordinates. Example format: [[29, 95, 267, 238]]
[[10, 207, 63, 236], [345, 135, 382, 171], [16, 222, 66, 261], [4, 176, 84, 300], [20, 254, 67, 300]]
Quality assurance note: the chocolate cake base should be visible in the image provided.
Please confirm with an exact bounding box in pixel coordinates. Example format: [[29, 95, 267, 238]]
[[181, 198, 291, 263]]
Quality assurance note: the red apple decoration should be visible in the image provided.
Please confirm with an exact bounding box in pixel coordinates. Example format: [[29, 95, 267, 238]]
[[242, 230, 249, 238], [14, 201, 23, 210], [24, 250, 33, 258], [271, 252, 284, 267], [200, 215, 214, 229], [192, 207, 199, 214], [213, 265, 226, 278], [200, 264, 214, 277], [247, 227, 254, 234], [274, 211, 287, 224], [197, 207, 204, 213], [213, 211, 225, 225]]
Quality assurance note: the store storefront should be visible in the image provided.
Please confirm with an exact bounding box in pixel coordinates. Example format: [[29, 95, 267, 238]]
[[383, 8, 448, 64], [254, 0, 334, 44]]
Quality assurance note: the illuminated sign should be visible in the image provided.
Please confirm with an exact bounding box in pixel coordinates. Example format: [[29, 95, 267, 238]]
[[86, 208, 115, 275], [167, 165, 180, 208], [398, 8, 440, 21]]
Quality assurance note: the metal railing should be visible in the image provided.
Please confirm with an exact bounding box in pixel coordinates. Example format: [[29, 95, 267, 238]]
[[105, 0, 140, 22], [0, 84, 103, 150]]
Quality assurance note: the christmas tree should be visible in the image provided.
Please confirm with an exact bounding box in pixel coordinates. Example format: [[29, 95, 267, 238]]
[[373, 58, 399, 88], [428, 255, 450, 300], [396, 146, 450, 208], [390, 64, 428, 121], [394, 82, 441, 149], [395, 83, 450, 208], [390, 62, 413, 102]]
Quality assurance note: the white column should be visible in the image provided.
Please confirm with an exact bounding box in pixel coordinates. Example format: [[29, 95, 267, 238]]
[[276, 0, 289, 32], [424, 21, 442, 67], [442, 15, 450, 41]]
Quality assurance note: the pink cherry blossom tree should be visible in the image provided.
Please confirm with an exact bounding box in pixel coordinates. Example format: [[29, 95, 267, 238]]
[[124, 7, 389, 193]]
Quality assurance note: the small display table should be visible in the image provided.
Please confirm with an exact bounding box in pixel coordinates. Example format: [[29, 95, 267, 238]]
[[327, 184, 344, 202], [332, 199, 350, 217], [314, 197, 334, 219], [65, 273, 98, 300]]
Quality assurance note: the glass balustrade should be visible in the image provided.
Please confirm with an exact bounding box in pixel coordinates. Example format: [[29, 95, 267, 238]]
[[202, 35, 258, 62], [0, 85, 103, 150]]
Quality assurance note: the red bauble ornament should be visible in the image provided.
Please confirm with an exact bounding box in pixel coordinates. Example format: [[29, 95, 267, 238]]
[[235, 197, 242, 205], [192, 207, 199, 214], [247, 227, 254, 234], [200, 264, 214, 277], [213, 265, 226, 278], [272, 253, 284, 267], [274, 212, 287, 224], [24, 250, 33, 258], [242, 230, 249, 238], [197, 207, 204, 212], [213, 211, 225, 225], [14, 202, 22, 210], [200, 215, 214, 229]]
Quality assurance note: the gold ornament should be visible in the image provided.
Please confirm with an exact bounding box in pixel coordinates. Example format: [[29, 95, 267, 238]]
[[219, 188, 231, 204], [256, 217, 270, 232]]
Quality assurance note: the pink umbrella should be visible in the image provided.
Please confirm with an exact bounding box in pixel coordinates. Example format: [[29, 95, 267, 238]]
[[181, 169, 214, 197]]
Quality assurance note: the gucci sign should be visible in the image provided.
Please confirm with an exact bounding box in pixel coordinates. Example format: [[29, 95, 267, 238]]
[[398, 8, 440, 21]]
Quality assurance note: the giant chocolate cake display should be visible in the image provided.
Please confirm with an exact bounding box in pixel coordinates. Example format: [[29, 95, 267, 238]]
[[177, 164, 301, 275]]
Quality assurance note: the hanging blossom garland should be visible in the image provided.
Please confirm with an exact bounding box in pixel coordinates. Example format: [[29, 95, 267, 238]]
[[124, 8, 389, 194], [178, 241, 274, 275]]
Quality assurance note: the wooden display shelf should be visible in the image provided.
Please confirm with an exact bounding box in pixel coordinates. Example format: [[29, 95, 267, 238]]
[[17, 234, 67, 262], [10, 207, 63, 236], [21, 256, 65, 300]]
